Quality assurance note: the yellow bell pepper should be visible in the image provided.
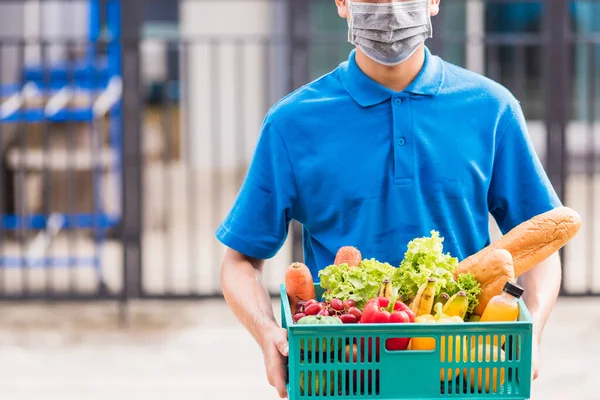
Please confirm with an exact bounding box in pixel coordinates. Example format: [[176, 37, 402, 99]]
[[409, 303, 468, 382], [409, 314, 437, 351], [410, 303, 464, 350]]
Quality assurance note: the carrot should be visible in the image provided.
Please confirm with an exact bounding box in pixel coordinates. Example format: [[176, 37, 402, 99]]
[[285, 262, 316, 314], [334, 246, 362, 267]]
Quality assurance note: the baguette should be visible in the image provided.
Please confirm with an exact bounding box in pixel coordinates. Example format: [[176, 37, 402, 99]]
[[458, 206, 581, 278], [454, 249, 515, 316]]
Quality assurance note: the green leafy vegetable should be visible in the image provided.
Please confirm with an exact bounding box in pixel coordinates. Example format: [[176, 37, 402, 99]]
[[318, 231, 483, 317], [318, 258, 396, 309], [392, 230, 459, 303]]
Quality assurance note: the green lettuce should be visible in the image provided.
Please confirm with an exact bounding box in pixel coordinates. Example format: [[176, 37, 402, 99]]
[[318, 231, 483, 316], [392, 230, 459, 303], [318, 258, 396, 309]]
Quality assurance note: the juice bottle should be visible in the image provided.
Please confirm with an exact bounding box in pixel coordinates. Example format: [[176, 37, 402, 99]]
[[480, 281, 524, 322], [479, 281, 524, 347]]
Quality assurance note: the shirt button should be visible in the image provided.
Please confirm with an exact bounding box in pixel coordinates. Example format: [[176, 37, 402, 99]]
[[397, 137, 406, 146], [394, 98, 402, 105]]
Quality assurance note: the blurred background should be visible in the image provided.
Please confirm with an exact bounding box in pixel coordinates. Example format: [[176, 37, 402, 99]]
[[0, 0, 598, 399]]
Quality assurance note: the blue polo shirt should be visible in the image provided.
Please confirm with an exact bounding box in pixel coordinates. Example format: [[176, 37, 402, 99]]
[[216, 47, 561, 281]]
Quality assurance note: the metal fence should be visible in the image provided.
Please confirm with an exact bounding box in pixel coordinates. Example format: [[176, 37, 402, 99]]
[[0, 0, 598, 304]]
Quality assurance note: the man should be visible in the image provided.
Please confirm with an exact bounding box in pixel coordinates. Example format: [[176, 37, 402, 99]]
[[217, 0, 562, 397]]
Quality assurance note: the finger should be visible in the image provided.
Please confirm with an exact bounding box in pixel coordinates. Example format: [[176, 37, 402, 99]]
[[273, 348, 289, 397], [274, 364, 289, 398], [276, 382, 288, 399], [266, 359, 287, 397], [265, 348, 288, 397], [531, 364, 539, 381], [276, 334, 289, 357], [277, 340, 289, 357]]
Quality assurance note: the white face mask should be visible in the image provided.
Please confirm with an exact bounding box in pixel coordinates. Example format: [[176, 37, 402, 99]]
[[347, 0, 433, 66]]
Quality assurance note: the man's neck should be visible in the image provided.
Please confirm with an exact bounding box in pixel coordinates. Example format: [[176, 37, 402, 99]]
[[355, 44, 426, 93]]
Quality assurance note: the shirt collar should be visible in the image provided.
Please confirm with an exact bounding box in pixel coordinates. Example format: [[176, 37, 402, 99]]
[[339, 46, 445, 107]]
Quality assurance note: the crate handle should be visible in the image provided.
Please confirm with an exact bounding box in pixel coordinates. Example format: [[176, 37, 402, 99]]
[[383, 336, 438, 353]]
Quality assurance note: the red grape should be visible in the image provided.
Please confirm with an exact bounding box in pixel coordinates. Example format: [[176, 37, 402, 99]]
[[348, 307, 362, 320], [318, 309, 330, 316], [304, 303, 322, 316], [340, 314, 358, 324], [331, 298, 344, 311], [293, 313, 306, 323], [343, 300, 356, 310], [296, 300, 305, 310], [305, 299, 317, 307]]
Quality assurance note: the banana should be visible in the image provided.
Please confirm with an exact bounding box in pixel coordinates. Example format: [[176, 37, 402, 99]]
[[433, 292, 450, 307], [443, 291, 469, 320], [410, 280, 427, 315], [411, 278, 437, 316], [377, 279, 393, 299]]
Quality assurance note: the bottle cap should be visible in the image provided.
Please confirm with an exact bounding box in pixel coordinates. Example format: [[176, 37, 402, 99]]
[[503, 281, 524, 299]]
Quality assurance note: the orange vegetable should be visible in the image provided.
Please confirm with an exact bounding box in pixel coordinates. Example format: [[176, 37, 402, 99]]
[[334, 246, 362, 267], [345, 344, 358, 363], [285, 262, 316, 314]]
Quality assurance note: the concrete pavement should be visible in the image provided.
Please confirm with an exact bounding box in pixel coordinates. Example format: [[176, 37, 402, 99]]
[[0, 296, 598, 400]]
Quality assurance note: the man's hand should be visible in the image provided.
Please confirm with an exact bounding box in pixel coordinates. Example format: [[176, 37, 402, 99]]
[[220, 248, 289, 398], [532, 333, 540, 381], [519, 251, 561, 381], [261, 327, 289, 398]]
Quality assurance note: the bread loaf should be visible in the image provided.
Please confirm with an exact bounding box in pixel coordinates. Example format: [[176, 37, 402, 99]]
[[458, 206, 581, 278], [454, 249, 515, 316]]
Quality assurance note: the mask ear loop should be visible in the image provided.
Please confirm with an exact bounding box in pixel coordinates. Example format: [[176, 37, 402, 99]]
[[346, 0, 356, 45], [425, 0, 433, 38]]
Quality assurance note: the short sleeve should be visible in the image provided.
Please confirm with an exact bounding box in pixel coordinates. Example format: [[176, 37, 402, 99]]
[[215, 116, 299, 260], [488, 101, 563, 234]]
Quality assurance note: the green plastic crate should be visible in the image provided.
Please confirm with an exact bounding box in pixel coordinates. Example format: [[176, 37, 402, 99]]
[[281, 284, 533, 400]]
